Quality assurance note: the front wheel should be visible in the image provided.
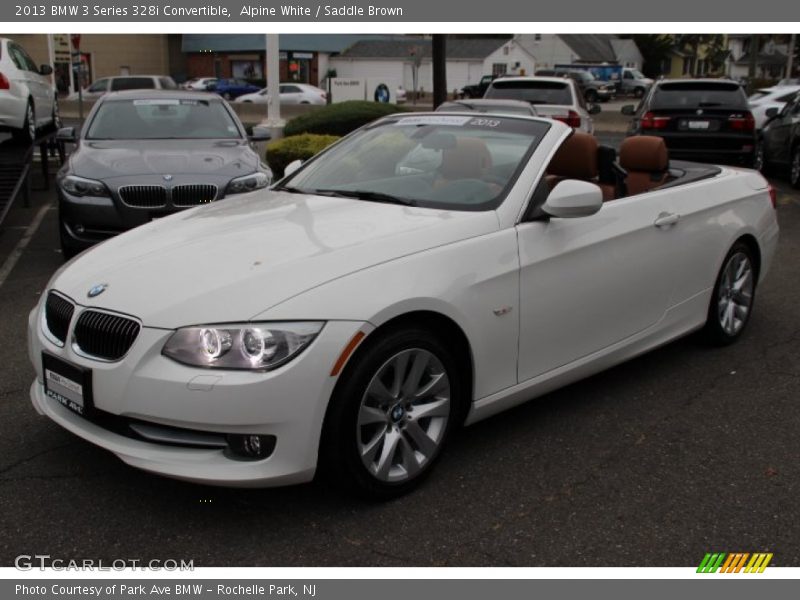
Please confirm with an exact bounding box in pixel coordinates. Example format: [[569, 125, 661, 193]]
[[319, 327, 462, 499], [13, 101, 35, 144], [752, 138, 765, 172], [702, 242, 757, 345], [585, 89, 598, 103]]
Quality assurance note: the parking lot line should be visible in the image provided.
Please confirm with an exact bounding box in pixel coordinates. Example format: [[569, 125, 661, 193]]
[[0, 201, 53, 290]]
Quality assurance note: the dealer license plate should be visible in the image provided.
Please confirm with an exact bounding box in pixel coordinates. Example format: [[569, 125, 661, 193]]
[[42, 353, 93, 417]]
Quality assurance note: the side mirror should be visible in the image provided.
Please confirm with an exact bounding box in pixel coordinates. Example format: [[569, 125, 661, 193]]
[[764, 107, 779, 119], [39, 64, 53, 76], [621, 104, 636, 116], [542, 179, 603, 218], [284, 159, 303, 178], [248, 125, 271, 142], [588, 103, 601, 115], [56, 126, 77, 143]]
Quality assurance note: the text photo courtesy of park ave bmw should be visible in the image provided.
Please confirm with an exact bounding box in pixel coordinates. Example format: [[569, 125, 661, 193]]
[[1, 0, 800, 592]]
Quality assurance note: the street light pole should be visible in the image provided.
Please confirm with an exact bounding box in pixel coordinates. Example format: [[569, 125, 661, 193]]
[[788, 33, 796, 79], [262, 34, 284, 140]]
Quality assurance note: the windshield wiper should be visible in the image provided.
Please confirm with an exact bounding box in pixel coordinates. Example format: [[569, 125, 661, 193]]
[[273, 184, 307, 194], [309, 189, 418, 206]]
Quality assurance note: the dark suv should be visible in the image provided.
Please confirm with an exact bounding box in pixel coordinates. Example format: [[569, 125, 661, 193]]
[[759, 90, 800, 187], [622, 79, 757, 167]]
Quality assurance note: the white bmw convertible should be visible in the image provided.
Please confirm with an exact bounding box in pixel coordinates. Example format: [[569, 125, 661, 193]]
[[28, 113, 779, 498]]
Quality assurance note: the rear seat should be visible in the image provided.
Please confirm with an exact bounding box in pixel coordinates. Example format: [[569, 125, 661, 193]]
[[618, 136, 670, 196], [546, 132, 616, 201]]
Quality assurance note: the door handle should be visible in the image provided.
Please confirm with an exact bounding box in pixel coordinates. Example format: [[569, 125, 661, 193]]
[[654, 212, 681, 228]]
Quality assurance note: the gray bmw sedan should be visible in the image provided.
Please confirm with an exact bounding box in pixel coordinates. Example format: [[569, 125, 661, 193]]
[[55, 90, 271, 258]]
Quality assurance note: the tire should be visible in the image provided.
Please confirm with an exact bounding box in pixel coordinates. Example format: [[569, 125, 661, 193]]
[[790, 145, 800, 189], [223, 92, 232, 100], [13, 101, 35, 144], [318, 326, 464, 500], [702, 242, 757, 346], [752, 138, 765, 172], [634, 87, 645, 99], [585, 89, 598, 103], [51, 95, 61, 131]]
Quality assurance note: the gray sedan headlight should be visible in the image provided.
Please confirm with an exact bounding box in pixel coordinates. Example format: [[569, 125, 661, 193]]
[[226, 171, 271, 195], [162, 322, 324, 370], [59, 174, 110, 197]]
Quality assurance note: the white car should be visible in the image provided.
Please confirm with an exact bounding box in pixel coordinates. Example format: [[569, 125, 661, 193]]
[[748, 85, 800, 129], [67, 75, 178, 101], [484, 76, 599, 133], [0, 37, 57, 142], [235, 83, 327, 105], [182, 77, 218, 91], [28, 114, 778, 498]]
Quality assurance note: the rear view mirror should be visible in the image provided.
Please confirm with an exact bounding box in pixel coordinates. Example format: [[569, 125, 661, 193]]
[[621, 104, 636, 116], [39, 64, 53, 76], [56, 127, 77, 143], [284, 159, 303, 177], [588, 103, 601, 115], [542, 179, 603, 218]]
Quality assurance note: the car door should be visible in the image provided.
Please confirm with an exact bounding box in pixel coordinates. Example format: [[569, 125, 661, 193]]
[[516, 186, 678, 382], [279, 84, 303, 104], [764, 97, 797, 164], [8, 42, 53, 126]]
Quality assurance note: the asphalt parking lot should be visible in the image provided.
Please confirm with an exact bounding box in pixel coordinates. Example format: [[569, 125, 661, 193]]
[[0, 131, 798, 568]]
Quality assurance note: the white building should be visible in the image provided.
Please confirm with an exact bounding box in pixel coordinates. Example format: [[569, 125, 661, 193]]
[[514, 34, 643, 71], [726, 34, 790, 80]]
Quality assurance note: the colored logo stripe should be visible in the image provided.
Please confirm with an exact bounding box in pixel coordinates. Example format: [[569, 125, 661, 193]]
[[697, 552, 773, 573]]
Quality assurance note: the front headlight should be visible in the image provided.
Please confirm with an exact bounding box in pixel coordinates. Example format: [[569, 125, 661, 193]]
[[226, 171, 271, 195], [162, 322, 324, 370], [59, 174, 110, 197]]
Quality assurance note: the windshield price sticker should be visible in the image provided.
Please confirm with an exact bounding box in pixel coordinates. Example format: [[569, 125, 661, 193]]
[[133, 99, 181, 106], [394, 115, 473, 127], [469, 118, 502, 127]]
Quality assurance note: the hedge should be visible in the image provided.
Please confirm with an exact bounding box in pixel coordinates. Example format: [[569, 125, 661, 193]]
[[265, 134, 340, 178], [283, 100, 408, 137]]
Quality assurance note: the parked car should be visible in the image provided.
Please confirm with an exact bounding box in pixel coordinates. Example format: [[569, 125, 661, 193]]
[[0, 37, 57, 143], [436, 98, 538, 116], [484, 76, 599, 133], [620, 68, 653, 98], [459, 74, 497, 98], [209, 78, 262, 100], [181, 77, 218, 91], [54, 90, 271, 258], [622, 79, 757, 167], [29, 113, 778, 498], [536, 68, 615, 103], [235, 83, 328, 105], [68, 75, 178, 101], [748, 85, 800, 129], [757, 91, 800, 187]]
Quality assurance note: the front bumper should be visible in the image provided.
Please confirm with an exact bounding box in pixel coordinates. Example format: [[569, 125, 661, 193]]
[[28, 301, 367, 487]]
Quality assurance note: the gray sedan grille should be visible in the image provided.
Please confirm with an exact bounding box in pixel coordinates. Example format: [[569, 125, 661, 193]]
[[172, 184, 218, 207], [118, 185, 167, 208]]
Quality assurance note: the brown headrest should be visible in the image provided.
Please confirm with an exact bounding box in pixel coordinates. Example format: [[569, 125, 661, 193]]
[[619, 136, 668, 172], [547, 132, 599, 180], [440, 137, 492, 180]]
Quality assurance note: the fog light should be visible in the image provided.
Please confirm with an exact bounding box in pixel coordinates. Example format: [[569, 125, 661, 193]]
[[226, 434, 276, 460]]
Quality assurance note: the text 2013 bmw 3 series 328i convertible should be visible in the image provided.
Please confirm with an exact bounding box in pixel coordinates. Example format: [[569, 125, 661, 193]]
[[28, 113, 779, 499]]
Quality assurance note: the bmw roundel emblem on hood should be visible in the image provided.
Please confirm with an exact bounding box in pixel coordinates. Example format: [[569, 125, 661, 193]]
[[163, 174, 173, 181], [87, 284, 108, 298]]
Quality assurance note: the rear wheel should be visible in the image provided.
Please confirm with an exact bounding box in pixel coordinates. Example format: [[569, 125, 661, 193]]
[[790, 146, 800, 189], [702, 242, 757, 345], [319, 327, 462, 499]]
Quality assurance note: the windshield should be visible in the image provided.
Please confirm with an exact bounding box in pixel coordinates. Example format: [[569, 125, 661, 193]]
[[86, 98, 242, 140], [628, 69, 646, 79], [485, 80, 572, 105], [280, 115, 550, 211], [651, 82, 747, 109]]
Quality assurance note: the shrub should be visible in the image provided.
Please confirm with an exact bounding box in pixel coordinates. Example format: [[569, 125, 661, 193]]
[[265, 134, 340, 178], [283, 100, 408, 137]]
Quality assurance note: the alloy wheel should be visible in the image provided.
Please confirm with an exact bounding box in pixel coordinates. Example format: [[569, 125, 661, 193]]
[[753, 140, 765, 171], [357, 348, 451, 483], [26, 103, 35, 141], [717, 251, 754, 337]]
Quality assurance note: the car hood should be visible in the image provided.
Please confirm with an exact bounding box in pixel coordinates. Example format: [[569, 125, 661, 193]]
[[70, 139, 260, 180], [49, 191, 499, 328]]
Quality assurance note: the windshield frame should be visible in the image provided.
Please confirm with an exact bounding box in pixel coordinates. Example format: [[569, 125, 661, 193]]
[[275, 113, 552, 213], [83, 96, 246, 141]]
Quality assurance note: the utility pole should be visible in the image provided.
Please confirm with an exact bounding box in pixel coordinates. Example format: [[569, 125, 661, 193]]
[[787, 33, 796, 79], [432, 34, 447, 109], [262, 34, 284, 141], [748, 34, 759, 80]]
